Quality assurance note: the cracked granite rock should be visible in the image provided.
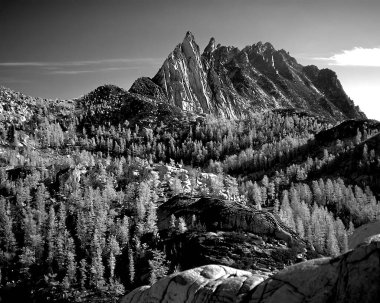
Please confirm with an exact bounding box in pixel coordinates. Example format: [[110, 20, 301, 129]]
[[121, 236, 380, 303], [158, 196, 306, 246], [121, 265, 267, 303]]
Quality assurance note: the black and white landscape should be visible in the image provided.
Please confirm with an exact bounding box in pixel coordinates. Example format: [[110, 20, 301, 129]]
[[0, 1, 380, 302]]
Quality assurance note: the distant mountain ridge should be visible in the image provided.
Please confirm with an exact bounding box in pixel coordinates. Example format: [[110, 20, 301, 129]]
[[1, 32, 366, 126], [130, 31, 366, 122]]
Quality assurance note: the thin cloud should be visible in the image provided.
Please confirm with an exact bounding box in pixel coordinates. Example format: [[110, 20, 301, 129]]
[[315, 47, 380, 67], [0, 58, 162, 67], [0, 62, 48, 67], [50, 66, 141, 75], [49, 70, 96, 75]]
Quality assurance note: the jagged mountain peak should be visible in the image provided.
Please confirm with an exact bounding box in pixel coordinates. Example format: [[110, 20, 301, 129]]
[[184, 30, 196, 41], [141, 32, 366, 121], [152, 32, 212, 114], [253, 41, 275, 52], [203, 37, 216, 55], [169, 32, 198, 62]]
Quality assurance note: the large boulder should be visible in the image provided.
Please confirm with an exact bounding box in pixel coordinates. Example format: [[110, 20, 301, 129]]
[[121, 236, 380, 303], [121, 265, 267, 303]]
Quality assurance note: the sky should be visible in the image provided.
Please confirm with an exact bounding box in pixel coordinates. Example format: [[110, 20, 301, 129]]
[[0, 0, 379, 119]]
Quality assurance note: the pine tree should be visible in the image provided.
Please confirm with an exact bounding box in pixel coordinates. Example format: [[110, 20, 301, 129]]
[[128, 248, 135, 285], [296, 217, 305, 238], [210, 174, 224, 198], [148, 249, 168, 285], [289, 186, 300, 207], [348, 221, 355, 236], [326, 221, 340, 256], [171, 176, 183, 196], [145, 199, 158, 235], [66, 250, 77, 287], [19, 247, 35, 280], [312, 219, 325, 253], [251, 182, 262, 208], [109, 251, 116, 283], [177, 217, 188, 233], [55, 203, 67, 271], [136, 182, 149, 221], [90, 246, 105, 289], [117, 216, 130, 248], [335, 219, 348, 253], [279, 191, 295, 230], [46, 205, 56, 265], [312, 180, 323, 205], [79, 258, 88, 290], [23, 205, 39, 250], [0, 199, 16, 253], [34, 184, 48, 232], [273, 199, 280, 215], [90, 228, 105, 289], [169, 214, 176, 233], [267, 182, 276, 203], [310, 207, 325, 252]]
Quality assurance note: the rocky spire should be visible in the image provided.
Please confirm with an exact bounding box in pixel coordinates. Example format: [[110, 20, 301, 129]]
[[203, 37, 216, 55], [152, 32, 212, 114]]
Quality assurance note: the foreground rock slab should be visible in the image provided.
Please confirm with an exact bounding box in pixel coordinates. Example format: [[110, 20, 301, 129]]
[[121, 237, 380, 303], [121, 265, 267, 303]]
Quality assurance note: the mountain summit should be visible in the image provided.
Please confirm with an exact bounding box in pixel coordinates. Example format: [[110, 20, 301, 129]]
[[130, 32, 365, 122]]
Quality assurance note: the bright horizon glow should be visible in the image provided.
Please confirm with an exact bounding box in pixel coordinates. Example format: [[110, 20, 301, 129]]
[[344, 83, 379, 120], [317, 47, 380, 67]]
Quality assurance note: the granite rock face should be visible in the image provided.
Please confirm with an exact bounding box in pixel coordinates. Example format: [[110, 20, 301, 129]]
[[122, 237, 380, 303], [158, 196, 305, 246], [133, 32, 366, 122], [121, 264, 267, 303], [152, 31, 213, 114]]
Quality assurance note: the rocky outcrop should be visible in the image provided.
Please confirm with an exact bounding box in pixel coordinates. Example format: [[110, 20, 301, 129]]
[[250, 236, 380, 303], [131, 32, 366, 122], [122, 237, 380, 303], [129, 77, 168, 103], [76, 84, 192, 128], [158, 196, 305, 246], [158, 196, 314, 274], [121, 265, 267, 303]]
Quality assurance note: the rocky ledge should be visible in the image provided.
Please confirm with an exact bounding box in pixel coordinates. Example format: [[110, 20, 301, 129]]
[[122, 236, 380, 303], [158, 196, 306, 246]]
